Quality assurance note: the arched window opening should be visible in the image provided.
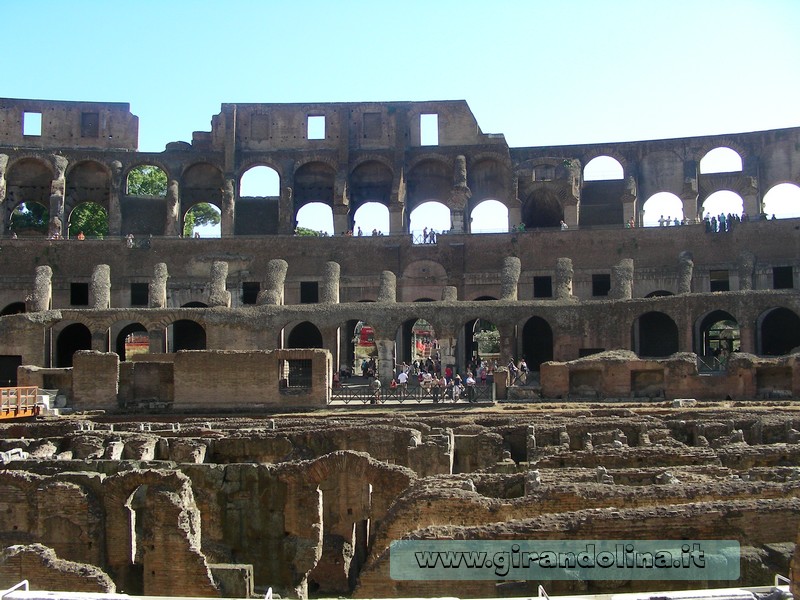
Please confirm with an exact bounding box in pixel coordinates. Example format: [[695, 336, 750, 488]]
[[169, 320, 206, 352], [353, 202, 390, 236], [409, 201, 450, 243], [56, 323, 92, 368], [10, 202, 49, 236], [116, 323, 148, 361], [287, 321, 323, 348], [521, 190, 562, 229], [759, 308, 800, 356], [695, 310, 740, 366], [1, 302, 26, 316], [183, 203, 221, 238], [240, 165, 280, 197], [465, 319, 499, 369], [399, 318, 437, 366], [68, 202, 108, 239], [126, 165, 167, 197], [642, 192, 684, 227], [633, 312, 679, 357], [645, 290, 674, 298], [296, 202, 334, 236], [699, 147, 743, 174], [351, 320, 378, 376], [702, 191, 744, 221], [583, 156, 624, 181], [521, 317, 554, 371], [470, 200, 508, 234], [762, 183, 800, 219]]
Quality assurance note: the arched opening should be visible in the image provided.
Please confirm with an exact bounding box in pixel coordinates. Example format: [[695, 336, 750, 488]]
[[645, 290, 674, 298], [702, 191, 744, 221], [295, 202, 334, 235], [400, 318, 437, 366], [0, 302, 26, 316], [183, 202, 221, 238], [695, 310, 740, 362], [470, 199, 508, 234], [10, 202, 49, 236], [758, 307, 800, 356], [68, 202, 108, 239], [350, 320, 378, 377], [116, 323, 149, 361], [287, 321, 323, 348], [66, 161, 110, 211], [583, 156, 624, 181], [642, 192, 685, 227], [56, 323, 92, 368], [463, 319, 499, 371], [633, 311, 679, 357], [126, 165, 167, 197], [240, 165, 280, 197], [699, 147, 743, 174], [409, 201, 450, 242], [521, 316, 554, 371], [353, 202, 390, 236], [522, 189, 562, 229], [169, 320, 206, 351], [762, 183, 800, 219]]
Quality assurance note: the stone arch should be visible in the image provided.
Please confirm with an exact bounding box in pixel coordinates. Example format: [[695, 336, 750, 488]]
[[469, 199, 509, 234], [461, 317, 500, 369], [55, 322, 92, 367], [701, 190, 744, 219], [757, 307, 800, 356], [406, 158, 452, 212], [697, 144, 746, 172], [1, 301, 25, 315], [287, 321, 323, 348], [167, 319, 206, 352], [115, 322, 149, 361], [467, 157, 511, 206], [65, 160, 111, 212], [642, 192, 684, 226], [633, 311, 679, 357], [5, 157, 53, 225], [645, 290, 674, 298], [180, 162, 224, 212], [125, 164, 169, 197], [349, 159, 394, 210], [400, 260, 448, 302], [398, 317, 437, 368], [583, 155, 625, 181], [293, 161, 336, 209], [763, 182, 800, 219], [521, 188, 563, 228], [521, 316, 554, 371], [239, 162, 282, 195], [694, 309, 740, 359], [67, 201, 108, 239]]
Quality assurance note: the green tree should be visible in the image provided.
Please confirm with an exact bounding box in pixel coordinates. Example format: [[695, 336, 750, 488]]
[[69, 203, 109, 238], [10, 202, 48, 234], [294, 226, 320, 236], [183, 203, 221, 237], [127, 165, 167, 196]]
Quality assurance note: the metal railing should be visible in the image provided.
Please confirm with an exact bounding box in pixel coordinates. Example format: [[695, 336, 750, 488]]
[[330, 382, 494, 405]]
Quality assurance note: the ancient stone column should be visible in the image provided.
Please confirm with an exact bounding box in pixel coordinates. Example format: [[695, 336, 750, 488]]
[[500, 256, 521, 301], [149, 263, 169, 308], [278, 186, 294, 234], [207, 261, 231, 307], [0, 154, 8, 233], [90, 265, 111, 309], [30, 266, 52, 312], [257, 259, 288, 305], [377, 271, 396, 303], [609, 259, 634, 299], [49, 155, 68, 238], [375, 339, 395, 384], [738, 250, 755, 291], [164, 179, 180, 237], [320, 261, 340, 304], [220, 177, 236, 237], [677, 252, 693, 294], [441, 286, 457, 302], [108, 160, 123, 236], [555, 257, 574, 300], [448, 155, 471, 234], [332, 205, 349, 236]]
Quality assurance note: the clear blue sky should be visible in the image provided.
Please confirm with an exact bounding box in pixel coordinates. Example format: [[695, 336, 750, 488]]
[[5, 0, 800, 229]]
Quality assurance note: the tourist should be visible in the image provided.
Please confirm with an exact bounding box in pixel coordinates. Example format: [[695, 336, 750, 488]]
[[357, 227, 362, 236], [397, 369, 408, 393], [77, 231, 85, 240], [423, 227, 428, 243], [370, 376, 381, 404], [560, 220, 568, 230], [126, 233, 135, 248]]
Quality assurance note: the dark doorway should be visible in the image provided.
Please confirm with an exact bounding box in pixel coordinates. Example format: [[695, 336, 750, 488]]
[[759, 308, 800, 355], [56, 323, 92, 367], [171, 320, 206, 351], [635, 312, 679, 357], [521, 317, 554, 370], [0, 355, 22, 386], [287, 321, 323, 348]]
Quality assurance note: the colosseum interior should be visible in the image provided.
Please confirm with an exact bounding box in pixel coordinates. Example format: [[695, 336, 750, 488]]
[[0, 97, 798, 599]]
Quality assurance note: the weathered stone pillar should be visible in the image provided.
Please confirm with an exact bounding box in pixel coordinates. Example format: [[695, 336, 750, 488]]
[[149, 263, 169, 308], [563, 204, 579, 229], [91, 330, 108, 352], [448, 155, 471, 234], [388, 205, 404, 236], [0, 154, 8, 233], [320, 261, 340, 304], [207, 261, 231, 307], [497, 323, 516, 367], [332, 205, 349, 236], [738, 250, 755, 291], [257, 259, 288, 305], [377, 271, 396, 303], [30, 266, 52, 312], [621, 175, 637, 225], [677, 252, 693, 294], [375, 339, 395, 384], [49, 155, 68, 237], [441, 286, 457, 302], [501, 256, 521, 301], [108, 160, 123, 236], [220, 177, 235, 237], [738, 323, 755, 354], [609, 259, 634, 299], [90, 264, 111, 309], [278, 186, 295, 234], [148, 329, 166, 354], [555, 258, 574, 300], [164, 179, 180, 236]]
